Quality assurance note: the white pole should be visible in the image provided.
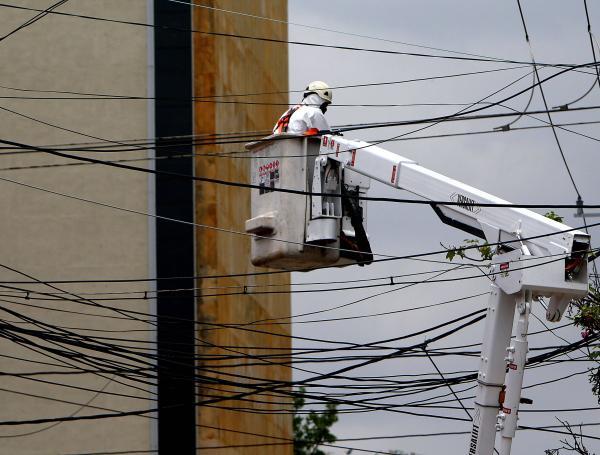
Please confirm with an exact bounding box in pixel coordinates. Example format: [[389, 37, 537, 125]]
[[498, 291, 531, 454], [469, 284, 516, 455]]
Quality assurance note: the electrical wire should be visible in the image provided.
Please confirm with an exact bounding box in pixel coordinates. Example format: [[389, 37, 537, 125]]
[[0, 251, 590, 319], [1, 118, 599, 177], [169, 0, 526, 65], [0, 266, 502, 416], [338, 60, 599, 153], [0, 171, 598, 294], [2, 102, 600, 167], [584, 0, 600, 91], [0, 65, 530, 102], [0, 0, 69, 42], [53, 421, 600, 455], [0, 302, 596, 422], [0, 2, 594, 68], [4, 134, 600, 211], [0, 104, 149, 153], [2, 2, 596, 448], [0, 318, 492, 424], [515, 0, 581, 197], [493, 69, 536, 130]]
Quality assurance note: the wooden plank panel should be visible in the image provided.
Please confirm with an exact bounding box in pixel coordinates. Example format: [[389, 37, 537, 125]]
[[193, 1, 292, 453]]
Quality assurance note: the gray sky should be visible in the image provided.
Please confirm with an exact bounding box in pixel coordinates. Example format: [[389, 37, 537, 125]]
[[289, 1, 600, 453]]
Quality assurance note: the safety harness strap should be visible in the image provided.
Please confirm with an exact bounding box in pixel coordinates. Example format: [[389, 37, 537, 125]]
[[274, 105, 300, 133]]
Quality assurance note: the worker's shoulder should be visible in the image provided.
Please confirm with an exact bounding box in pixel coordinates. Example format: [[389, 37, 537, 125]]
[[296, 105, 324, 118]]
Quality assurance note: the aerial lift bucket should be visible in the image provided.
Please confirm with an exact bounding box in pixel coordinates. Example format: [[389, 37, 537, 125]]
[[245, 134, 370, 270]]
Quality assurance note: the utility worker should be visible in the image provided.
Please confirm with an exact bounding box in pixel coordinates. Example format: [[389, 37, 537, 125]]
[[273, 81, 332, 135]]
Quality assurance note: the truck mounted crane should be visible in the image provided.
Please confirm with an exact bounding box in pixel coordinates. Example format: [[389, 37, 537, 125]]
[[245, 134, 590, 455]]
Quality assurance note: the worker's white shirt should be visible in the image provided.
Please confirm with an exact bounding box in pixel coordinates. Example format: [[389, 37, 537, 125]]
[[273, 93, 330, 134], [286, 105, 330, 134]]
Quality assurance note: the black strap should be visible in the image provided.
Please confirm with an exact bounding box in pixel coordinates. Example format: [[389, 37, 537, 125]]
[[341, 185, 373, 266]]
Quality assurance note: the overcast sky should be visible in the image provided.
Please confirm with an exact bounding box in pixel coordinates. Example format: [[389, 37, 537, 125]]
[[288, 1, 600, 453]]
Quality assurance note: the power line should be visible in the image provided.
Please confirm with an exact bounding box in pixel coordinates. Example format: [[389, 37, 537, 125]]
[[53, 422, 600, 455], [0, 61, 597, 157], [1, 90, 598, 156], [0, 172, 597, 291], [13, 64, 564, 160], [0, 264, 475, 294], [5, 254, 585, 308], [422, 346, 472, 420], [0, 104, 148, 153], [0, 310, 490, 426], [4, 135, 600, 210], [0, 264, 510, 414], [0, 0, 69, 42], [1, 118, 598, 175], [168, 0, 519, 64], [0, 318, 488, 412], [0, 296, 596, 428], [584, 0, 600, 91], [2, 2, 596, 448], [516, 0, 582, 199], [0, 2, 594, 68], [343, 60, 596, 151], [0, 286, 488, 349], [0, 65, 530, 101], [517, 0, 600, 288], [2, 93, 599, 158]]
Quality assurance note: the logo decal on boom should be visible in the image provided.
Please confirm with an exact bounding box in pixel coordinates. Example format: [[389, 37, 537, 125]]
[[469, 424, 479, 454], [450, 192, 481, 214]]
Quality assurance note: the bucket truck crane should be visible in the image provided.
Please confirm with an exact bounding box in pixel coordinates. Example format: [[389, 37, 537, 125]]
[[245, 134, 590, 455]]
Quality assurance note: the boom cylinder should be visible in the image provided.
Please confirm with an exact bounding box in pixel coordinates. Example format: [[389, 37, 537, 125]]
[[469, 285, 516, 455], [498, 292, 531, 454]]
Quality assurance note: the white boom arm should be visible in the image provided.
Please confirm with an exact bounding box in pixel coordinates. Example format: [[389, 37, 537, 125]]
[[314, 134, 590, 455], [319, 135, 589, 259]]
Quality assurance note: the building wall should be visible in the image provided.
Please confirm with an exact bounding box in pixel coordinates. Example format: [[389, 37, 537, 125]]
[[193, 1, 293, 453], [0, 1, 154, 453], [0, 1, 292, 453], [153, 1, 196, 452]]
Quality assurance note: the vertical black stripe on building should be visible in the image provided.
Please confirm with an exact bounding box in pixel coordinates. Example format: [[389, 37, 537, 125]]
[[154, 2, 195, 453]]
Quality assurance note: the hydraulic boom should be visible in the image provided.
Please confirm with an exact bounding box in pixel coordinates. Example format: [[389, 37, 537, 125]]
[[246, 133, 590, 454]]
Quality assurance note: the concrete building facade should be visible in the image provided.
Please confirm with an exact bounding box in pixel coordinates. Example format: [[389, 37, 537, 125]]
[[0, 1, 290, 453]]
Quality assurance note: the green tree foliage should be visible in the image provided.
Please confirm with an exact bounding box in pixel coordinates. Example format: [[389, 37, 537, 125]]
[[293, 387, 339, 455], [572, 286, 600, 403], [292, 390, 416, 455], [445, 239, 493, 262], [544, 210, 565, 223]]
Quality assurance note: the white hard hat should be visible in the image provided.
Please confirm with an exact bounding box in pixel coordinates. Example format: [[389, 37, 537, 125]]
[[304, 81, 332, 103]]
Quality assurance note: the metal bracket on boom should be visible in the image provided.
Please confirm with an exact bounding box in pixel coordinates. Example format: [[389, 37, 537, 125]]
[[306, 156, 342, 243]]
